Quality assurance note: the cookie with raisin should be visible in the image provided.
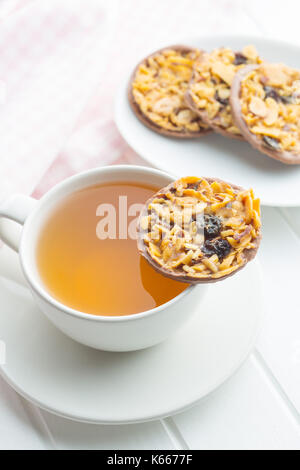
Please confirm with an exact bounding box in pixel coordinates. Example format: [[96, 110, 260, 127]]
[[137, 176, 261, 284], [185, 45, 262, 139], [230, 62, 300, 164]]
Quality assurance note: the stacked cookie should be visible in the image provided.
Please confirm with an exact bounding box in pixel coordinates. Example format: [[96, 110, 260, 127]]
[[129, 44, 300, 165]]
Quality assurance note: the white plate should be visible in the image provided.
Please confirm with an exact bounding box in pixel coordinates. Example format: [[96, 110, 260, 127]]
[[115, 35, 300, 207], [0, 247, 263, 424]]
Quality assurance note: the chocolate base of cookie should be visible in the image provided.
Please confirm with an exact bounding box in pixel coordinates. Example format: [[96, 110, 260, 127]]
[[137, 177, 261, 284], [128, 45, 212, 139], [230, 64, 300, 165]]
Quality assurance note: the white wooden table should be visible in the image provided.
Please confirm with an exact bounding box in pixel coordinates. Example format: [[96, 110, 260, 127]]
[[0, 0, 300, 450]]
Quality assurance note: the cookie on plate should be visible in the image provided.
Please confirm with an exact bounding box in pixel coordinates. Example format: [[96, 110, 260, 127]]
[[128, 45, 211, 138], [230, 62, 300, 164], [137, 176, 261, 284], [185, 45, 262, 139]]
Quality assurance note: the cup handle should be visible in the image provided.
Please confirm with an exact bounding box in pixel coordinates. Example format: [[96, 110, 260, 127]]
[[0, 195, 37, 252]]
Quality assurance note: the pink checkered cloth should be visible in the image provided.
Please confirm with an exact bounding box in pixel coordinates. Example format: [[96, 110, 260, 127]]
[[0, 0, 246, 201], [0, 0, 118, 201]]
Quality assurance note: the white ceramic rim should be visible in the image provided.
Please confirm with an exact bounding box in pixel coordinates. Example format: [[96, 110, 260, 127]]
[[19, 165, 195, 323]]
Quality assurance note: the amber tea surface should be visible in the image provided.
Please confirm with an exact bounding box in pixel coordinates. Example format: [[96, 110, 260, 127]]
[[37, 182, 187, 316]]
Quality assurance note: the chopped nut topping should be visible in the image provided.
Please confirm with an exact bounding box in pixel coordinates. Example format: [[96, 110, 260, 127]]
[[138, 177, 261, 281], [240, 63, 300, 153], [131, 47, 209, 134], [187, 46, 262, 136]]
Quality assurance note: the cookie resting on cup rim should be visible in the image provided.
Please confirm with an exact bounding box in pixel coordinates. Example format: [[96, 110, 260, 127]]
[[137, 176, 262, 284]]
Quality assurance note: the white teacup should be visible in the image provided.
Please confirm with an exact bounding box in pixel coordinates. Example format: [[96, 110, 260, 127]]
[[0, 165, 207, 351]]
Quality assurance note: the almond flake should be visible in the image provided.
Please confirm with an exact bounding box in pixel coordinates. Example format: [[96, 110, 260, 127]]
[[249, 96, 267, 117], [264, 98, 279, 126]]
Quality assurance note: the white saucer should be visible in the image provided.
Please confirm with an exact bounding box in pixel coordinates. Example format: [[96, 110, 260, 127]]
[[115, 35, 300, 207], [0, 247, 263, 424]]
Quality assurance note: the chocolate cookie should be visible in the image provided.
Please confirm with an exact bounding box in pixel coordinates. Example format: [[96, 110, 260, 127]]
[[137, 176, 261, 283], [230, 62, 300, 164], [128, 45, 211, 138], [185, 45, 262, 139]]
